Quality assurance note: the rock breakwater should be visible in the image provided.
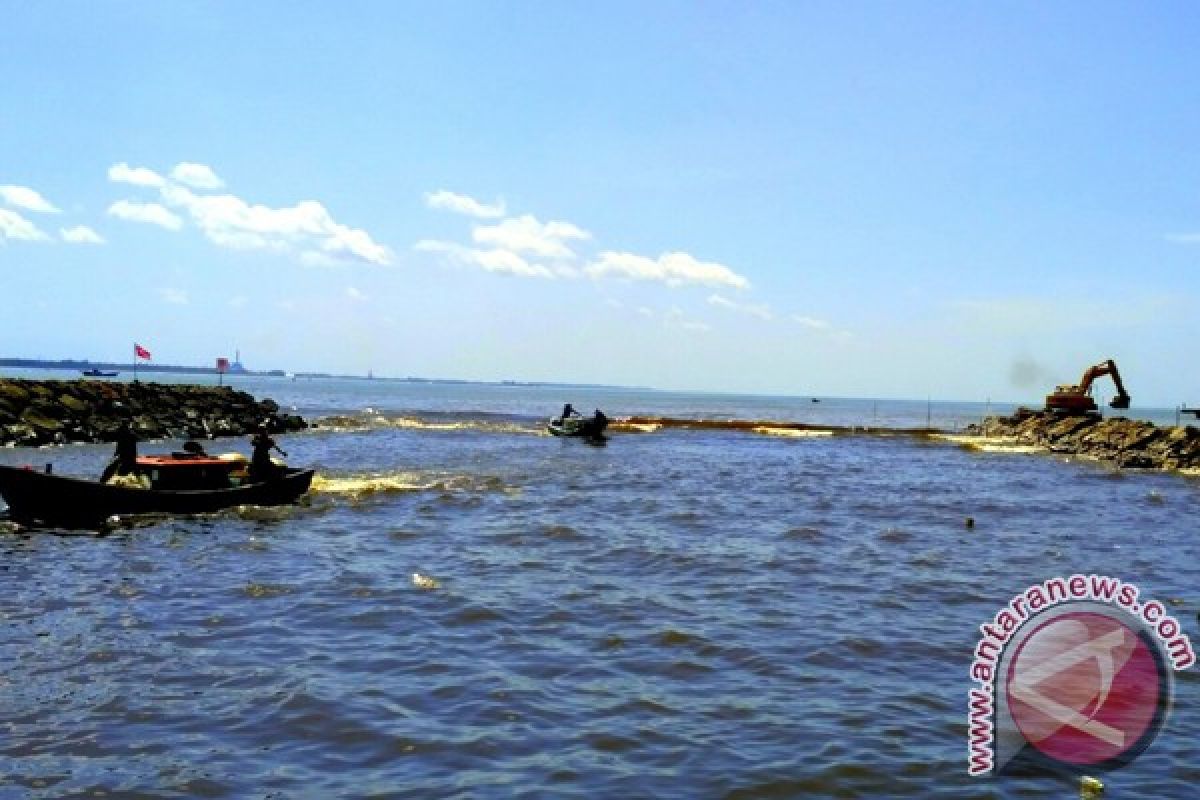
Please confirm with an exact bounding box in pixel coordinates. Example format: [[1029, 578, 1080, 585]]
[[965, 409, 1200, 470], [0, 379, 306, 447]]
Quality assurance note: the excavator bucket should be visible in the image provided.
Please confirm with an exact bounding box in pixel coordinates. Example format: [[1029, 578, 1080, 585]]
[[1109, 396, 1130, 410]]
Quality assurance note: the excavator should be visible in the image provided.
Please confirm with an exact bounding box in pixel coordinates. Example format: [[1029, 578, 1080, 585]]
[[1045, 359, 1131, 414]]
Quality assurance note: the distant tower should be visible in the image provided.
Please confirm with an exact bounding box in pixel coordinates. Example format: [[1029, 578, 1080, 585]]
[[230, 348, 247, 374]]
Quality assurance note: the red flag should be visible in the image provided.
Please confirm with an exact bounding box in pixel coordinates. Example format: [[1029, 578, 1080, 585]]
[[216, 357, 230, 373], [134, 344, 152, 360]]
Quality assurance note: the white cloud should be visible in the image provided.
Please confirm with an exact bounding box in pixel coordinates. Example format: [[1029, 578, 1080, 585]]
[[0, 209, 50, 242], [158, 287, 188, 305], [418, 191, 754, 291], [1166, 233, 1200, 244], [471, 214, 590, 259], [108, 200, 183, 230], [106, 161, 391, 265], [161, 184, 391, 266], [425, 190, 505, 219], [792, 315, 831, 330], [108, 163, 165, 188], [170, 162, 224, 190], [0, 185, 59, 213], [586, 251, 750, 290], [415, 239, 554, 278], [60, 225, 105, 244], [708, 293, 772, 320], [346, 286, 366, 301]]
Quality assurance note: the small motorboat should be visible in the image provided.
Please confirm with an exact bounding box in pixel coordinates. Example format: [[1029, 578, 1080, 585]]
[[547, 412, 609, 442], [81, 369, 119, 377], [0, 453, 314, 528]]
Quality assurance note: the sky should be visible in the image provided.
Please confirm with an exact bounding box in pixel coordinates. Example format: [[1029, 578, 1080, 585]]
[[2, 2, 1199, 405]]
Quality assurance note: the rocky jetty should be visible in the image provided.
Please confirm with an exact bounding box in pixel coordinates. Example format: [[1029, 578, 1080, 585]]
[[965, 409, 1200, 470], [0, 379, 306, 447]]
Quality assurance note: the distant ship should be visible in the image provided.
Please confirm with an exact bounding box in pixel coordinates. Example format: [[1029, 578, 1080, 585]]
[[81, 369, 118, 377]]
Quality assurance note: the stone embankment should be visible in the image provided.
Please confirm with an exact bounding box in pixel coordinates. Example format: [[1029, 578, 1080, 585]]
[[965, 409, 1200, 470], [0, 379, 306, 447]]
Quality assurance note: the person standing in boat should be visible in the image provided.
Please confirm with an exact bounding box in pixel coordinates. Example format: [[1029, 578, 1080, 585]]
[[561, 403, 579, 421], [101, 420, 138, 482], [250, 423, 287, 482], [589, 408, 609, 439]]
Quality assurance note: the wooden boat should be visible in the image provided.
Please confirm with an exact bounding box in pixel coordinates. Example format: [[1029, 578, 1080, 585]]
[[0, 454, 314, 528]]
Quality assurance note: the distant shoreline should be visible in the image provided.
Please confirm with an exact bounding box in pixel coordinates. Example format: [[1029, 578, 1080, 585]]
[[0, 358, 647, 391], [0, 357, 283, 378]]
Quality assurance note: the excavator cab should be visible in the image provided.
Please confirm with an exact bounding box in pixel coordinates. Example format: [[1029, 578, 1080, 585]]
[[1045, 359, 1131, 414]]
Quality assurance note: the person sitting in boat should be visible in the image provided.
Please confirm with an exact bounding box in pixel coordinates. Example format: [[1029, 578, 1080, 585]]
[[181, 440, 208, 457], [249, 423, 287, 482], [100, 420, 138, 482]]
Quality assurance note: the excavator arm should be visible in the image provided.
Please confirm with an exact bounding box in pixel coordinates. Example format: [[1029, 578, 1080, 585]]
[[1105, 361, 1131, 408], [1046, 358, 1131, 413], [1077, 359, 1131, 409]]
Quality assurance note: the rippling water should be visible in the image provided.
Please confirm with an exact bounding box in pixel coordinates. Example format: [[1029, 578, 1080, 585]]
[[2, 374, 1199, 798]]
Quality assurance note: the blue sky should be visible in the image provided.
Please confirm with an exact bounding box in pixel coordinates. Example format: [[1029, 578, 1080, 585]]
[[2, 3, 1198, 404]]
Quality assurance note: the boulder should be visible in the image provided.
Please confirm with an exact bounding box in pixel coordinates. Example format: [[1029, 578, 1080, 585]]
[[58, 393, 90, 415], [4, 423, 41, 447], [20, 408, 63, 434]]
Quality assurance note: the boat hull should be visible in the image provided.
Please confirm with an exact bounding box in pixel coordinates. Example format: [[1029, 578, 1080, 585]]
[[547, 415, 608, 441], [0, 465, 314, 528]]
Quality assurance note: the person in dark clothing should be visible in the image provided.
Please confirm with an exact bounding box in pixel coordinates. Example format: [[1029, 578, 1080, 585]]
[[588, 409, 609, 440], [249, 424, 287, 482], [561, 403, 578, 421], [100, 421, 138, 482]]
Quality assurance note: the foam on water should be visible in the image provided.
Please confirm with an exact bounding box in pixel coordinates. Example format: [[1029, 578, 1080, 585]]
[[752, 426, 835, 438], [311, 470, 510, 500], [931, 433, 1048, 454]]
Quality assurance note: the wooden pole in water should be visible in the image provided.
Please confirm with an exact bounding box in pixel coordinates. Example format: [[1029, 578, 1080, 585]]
[[926, 395, 932, 429]]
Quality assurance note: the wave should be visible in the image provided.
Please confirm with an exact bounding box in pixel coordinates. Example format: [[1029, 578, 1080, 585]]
[[310, 470, 510, 500], [613, 416, 854, 436], [311, 410, 542, 436], [751, 426, 834, 438], [930, 433, 1046, 454]]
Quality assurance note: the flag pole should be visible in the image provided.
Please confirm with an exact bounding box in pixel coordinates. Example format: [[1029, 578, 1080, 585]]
[[133, 342, 137, 383]]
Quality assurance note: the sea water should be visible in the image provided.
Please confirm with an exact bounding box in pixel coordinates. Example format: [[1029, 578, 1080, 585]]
[[1, 372, 1198, 797]]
